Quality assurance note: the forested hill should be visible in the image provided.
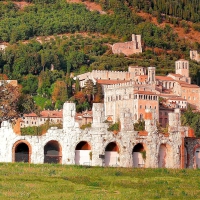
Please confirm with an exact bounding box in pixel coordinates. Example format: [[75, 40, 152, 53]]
[[125, 0, 200, 23], [0, 0, 200, 112]]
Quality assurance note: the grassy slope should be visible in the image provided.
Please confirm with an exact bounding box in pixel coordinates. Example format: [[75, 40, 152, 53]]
[[0, 163, 200, 199]]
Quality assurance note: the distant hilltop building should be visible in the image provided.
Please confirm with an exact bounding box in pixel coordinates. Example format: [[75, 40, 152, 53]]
[[0, 44, 7, 51], [190, 50, 200, 62], [112, 34, 142, 56]]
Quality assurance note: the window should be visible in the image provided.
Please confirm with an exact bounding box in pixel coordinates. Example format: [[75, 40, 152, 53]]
[[140, 105, 142, 109]]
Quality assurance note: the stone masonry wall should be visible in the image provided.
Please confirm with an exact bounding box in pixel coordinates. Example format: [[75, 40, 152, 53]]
[[0, 103, 187, 169]]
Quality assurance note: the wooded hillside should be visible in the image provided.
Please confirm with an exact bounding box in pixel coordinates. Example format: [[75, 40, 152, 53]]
[[0, 0, 200, 114]]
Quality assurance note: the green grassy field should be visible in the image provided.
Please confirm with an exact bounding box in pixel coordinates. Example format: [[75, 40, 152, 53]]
[[0, 163, 200, 200]]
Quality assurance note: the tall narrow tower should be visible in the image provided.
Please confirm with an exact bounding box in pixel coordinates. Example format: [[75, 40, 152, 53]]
[[147, 67, 156, 84], [175, 59, 189, 77]]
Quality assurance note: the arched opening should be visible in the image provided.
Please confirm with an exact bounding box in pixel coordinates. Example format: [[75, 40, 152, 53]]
[[158, 144, 172, 168], [158, 144, 167, 168], [195, 147, 200, 168], [44, 140, 62, 164], [75, 141, 91, 165], [132, 143, 146, 168], [14, 141, 30, 163], [184, 146, 188, 168], [105, 142, 119, 167]]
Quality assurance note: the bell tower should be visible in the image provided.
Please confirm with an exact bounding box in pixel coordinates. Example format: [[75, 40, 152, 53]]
[[175, 59, 189, 77]]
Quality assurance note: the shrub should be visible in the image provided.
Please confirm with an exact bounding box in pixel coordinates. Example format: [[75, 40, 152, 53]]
[[80, 123, 91, 130], [134, 120, 145, 131], [107, 122, 120, 131]]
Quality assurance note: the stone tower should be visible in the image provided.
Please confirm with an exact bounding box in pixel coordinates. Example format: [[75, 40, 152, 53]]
[[175, 59, 189, 77], [147, 67, 156, 84], [132, 34, 142, 52]]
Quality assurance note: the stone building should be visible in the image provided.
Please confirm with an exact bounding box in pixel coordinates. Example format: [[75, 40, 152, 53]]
[[190, 50, 200, 62], [0, 102, 196, 169], [77, 59, 200, 125], [20, 110, 93, 128], [20, 110, 63, 128], [112, 34, 142, 56]]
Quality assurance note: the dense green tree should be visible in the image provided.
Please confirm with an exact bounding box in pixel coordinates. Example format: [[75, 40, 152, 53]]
[[21, 74, 38, 95]]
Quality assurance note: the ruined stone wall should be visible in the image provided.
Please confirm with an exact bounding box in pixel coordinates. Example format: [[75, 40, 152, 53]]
[[184, 137, 200, 169], [190, 50, 200, 62], [112, 34, 142, 56], [0, 103, 186, 169]]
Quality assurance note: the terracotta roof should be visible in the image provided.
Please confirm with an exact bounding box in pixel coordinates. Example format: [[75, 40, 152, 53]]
[[180, 83, 199, 88], [24, 110, 63, 118], [136, 75, 147, 78], [96, 79, 129, 85], [24, 112, 38, 117], [167, 97, 186, 101], [156, 76, 174, 81], [168, 73, 183, 78], [40, 110, 63, 118], [134, 90, 156, 95]]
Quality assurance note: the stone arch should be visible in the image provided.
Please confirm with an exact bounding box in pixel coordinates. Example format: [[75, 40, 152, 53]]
[[132, 143, 146, 168], [44, 140, 62, 164], [105, 142, 119, 167], [158, 144, 172, 168], [75, 141, 91, 165], [12, 140, 32, 163]]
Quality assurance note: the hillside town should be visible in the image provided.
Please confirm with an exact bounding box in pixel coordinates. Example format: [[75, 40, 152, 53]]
[[1, 50, 200, 169]]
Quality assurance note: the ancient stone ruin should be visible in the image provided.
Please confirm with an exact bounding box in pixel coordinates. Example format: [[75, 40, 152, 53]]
[[112, 34, 142, 56], [0, 101, 198, 169]]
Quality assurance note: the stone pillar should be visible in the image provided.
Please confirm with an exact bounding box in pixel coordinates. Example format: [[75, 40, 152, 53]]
[[168, 108, 181, 132], [63, 102, 76, 129], [120, 108, 133, 131], [144, 109, 157, 133], [92, 103, 106, 128], [180, 137, 185, 169]]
